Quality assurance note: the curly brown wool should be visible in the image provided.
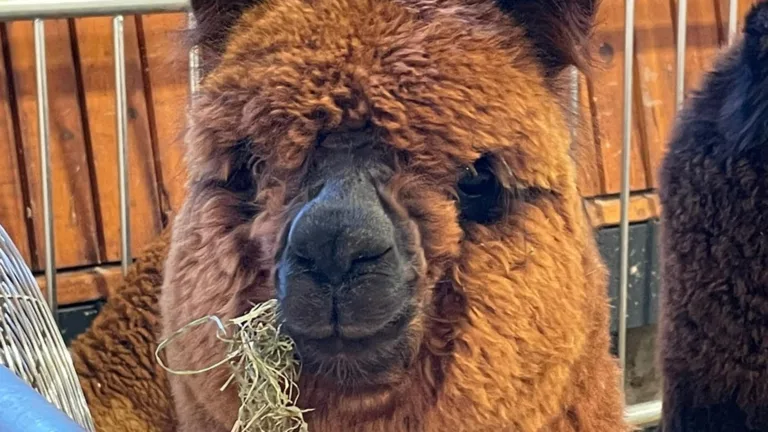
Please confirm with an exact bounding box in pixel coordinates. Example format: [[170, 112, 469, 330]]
[[73, 0, 628, 431], [70, 230, 176, 432]]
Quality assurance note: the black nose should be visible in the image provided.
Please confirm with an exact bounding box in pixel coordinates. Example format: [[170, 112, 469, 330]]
[[286, 177, 395, 283], [277, 170, 411, 343]]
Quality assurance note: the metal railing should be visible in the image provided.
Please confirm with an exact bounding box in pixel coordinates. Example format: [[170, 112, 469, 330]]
[[0, 0, 746, 427], [615, 0, 739, 426], [0, 0, 194, 322], [0, 0, 188, 20]]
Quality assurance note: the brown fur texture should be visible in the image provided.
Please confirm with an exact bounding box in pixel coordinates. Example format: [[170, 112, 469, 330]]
[[156, 0, 628, 431], [657, 2, 768, 430], [70, 229, 176, 432]]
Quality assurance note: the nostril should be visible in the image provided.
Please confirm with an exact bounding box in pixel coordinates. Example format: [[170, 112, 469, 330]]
[[291, 250, 315, 269], [352, 246, 393, 265], [288, 243, 394, 280]]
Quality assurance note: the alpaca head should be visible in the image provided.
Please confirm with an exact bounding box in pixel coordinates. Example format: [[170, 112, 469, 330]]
[[162, 0, 607, 428]]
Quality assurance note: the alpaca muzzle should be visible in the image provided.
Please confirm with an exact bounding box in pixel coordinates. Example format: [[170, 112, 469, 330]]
[[275, 147, 414, 364]]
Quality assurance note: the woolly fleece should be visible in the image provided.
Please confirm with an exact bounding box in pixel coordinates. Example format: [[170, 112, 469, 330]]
[[658, 1, 768, 430]]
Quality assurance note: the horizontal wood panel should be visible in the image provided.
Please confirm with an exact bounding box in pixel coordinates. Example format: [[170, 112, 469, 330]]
[[585, 193, 661, 228], [36, 265, 121, 306]]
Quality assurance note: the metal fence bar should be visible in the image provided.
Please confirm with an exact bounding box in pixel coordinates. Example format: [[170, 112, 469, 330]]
[[188, 13, 201, 98], [0, 0, 189, 21], [570, 66, 580, 144], [676, 0, 688, 111], [114, 15, 131, 275], [617, 0, 636, 396], [622, 0, 694, 426], [625, 400, 663, 427], [621, 0, 692, 425], [728, 0, 739, 45], [34, 18, 57, 324]]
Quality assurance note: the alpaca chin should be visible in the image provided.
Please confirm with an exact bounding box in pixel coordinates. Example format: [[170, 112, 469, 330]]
[[291, 307, 423, 389]]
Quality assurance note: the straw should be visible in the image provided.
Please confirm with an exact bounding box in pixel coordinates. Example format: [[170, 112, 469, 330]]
[[156, 299, 310, 432]]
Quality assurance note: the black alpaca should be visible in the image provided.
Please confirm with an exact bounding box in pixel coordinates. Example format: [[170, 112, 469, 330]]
[[658, 1, 768, 431]]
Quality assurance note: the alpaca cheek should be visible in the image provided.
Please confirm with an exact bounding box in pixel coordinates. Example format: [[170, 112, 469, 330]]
[[160, 253, 242, 429], [430, 204, 591, 429], [160, 194, 264, 429]]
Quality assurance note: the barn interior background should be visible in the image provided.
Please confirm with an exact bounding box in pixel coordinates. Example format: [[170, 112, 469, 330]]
[[0, 0, 760, 429]]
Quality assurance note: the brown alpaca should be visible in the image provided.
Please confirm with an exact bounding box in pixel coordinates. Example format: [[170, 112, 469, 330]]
[[155, 0, 628, 431], [70, 230, 176, 432]]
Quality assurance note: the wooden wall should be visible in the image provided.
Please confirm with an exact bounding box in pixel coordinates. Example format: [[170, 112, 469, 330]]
[[0, 0, 759, 307], [0, 13, 190, 305], [578, 0, 758, 199]]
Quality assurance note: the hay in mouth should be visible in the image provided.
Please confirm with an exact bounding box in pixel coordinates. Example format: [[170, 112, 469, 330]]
[[156, 299, 311, 432]]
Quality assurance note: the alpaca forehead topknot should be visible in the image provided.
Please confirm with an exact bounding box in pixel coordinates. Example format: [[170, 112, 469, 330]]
[[188, 0, 574, 193]]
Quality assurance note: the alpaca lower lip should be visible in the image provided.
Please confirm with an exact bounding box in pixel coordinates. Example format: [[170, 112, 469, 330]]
[[288, 310, 412, 358]]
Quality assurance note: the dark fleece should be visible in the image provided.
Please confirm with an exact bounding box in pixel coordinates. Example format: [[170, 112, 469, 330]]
[[657, 1, 768, 431]]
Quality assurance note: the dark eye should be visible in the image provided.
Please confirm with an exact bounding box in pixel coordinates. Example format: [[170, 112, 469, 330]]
[[222, 138, 257, 194], [223, 164, 254, 193], [457, 155, 504, 224], [458, 167, 495, 197]]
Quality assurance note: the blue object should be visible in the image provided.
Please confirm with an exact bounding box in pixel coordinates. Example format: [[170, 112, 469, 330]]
[[0, 365, 86, 432]]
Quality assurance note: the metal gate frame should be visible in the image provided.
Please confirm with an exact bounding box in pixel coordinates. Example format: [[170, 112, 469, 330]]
[[0, 0, 745, 427]]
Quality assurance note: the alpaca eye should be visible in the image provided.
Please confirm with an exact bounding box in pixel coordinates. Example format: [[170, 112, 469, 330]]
[[457, 156, 504, 224], [222, 138, 257, 194], [223, 165, 254, 193], [458, 168, 495, 197]]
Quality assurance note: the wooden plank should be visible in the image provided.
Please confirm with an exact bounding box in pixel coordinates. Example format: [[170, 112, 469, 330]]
[[716, 0, 760, 43], [71, 16, 163, 261], [633, 0, 677, 189], [588, 0, 650, 195], [137, 13, 190, 217], [585, 193, 661, 228], [677, 0, 722, 97], [0, 28, 32, 264], [4, 20, 100, 270], [574, 71, 604, 198], [36, 266, 121, 306]]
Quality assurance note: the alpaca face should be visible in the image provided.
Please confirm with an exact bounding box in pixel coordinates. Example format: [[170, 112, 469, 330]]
[[275, 130, 422, 377], [163, 0, 604, 426]]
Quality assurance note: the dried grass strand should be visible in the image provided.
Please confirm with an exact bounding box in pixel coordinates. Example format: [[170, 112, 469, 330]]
[[155, 299, 310, 432]]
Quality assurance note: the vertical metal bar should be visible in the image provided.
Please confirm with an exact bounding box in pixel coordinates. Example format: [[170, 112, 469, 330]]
[[188, 48, 200, 97], [625, 400, 662, 427], [570, 66, 580, 143], [34, 18, 57, 323], [187, 12, 200, 98], [728, 0, 739, 45], [676, 0, 688, 111], [618, 0, 636, 394], [114, 15, 131, 275], [0, 0, 191, 21]]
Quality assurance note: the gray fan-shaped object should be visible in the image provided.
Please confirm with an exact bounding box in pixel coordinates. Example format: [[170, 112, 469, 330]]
[[0, 224, 95, 431]]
